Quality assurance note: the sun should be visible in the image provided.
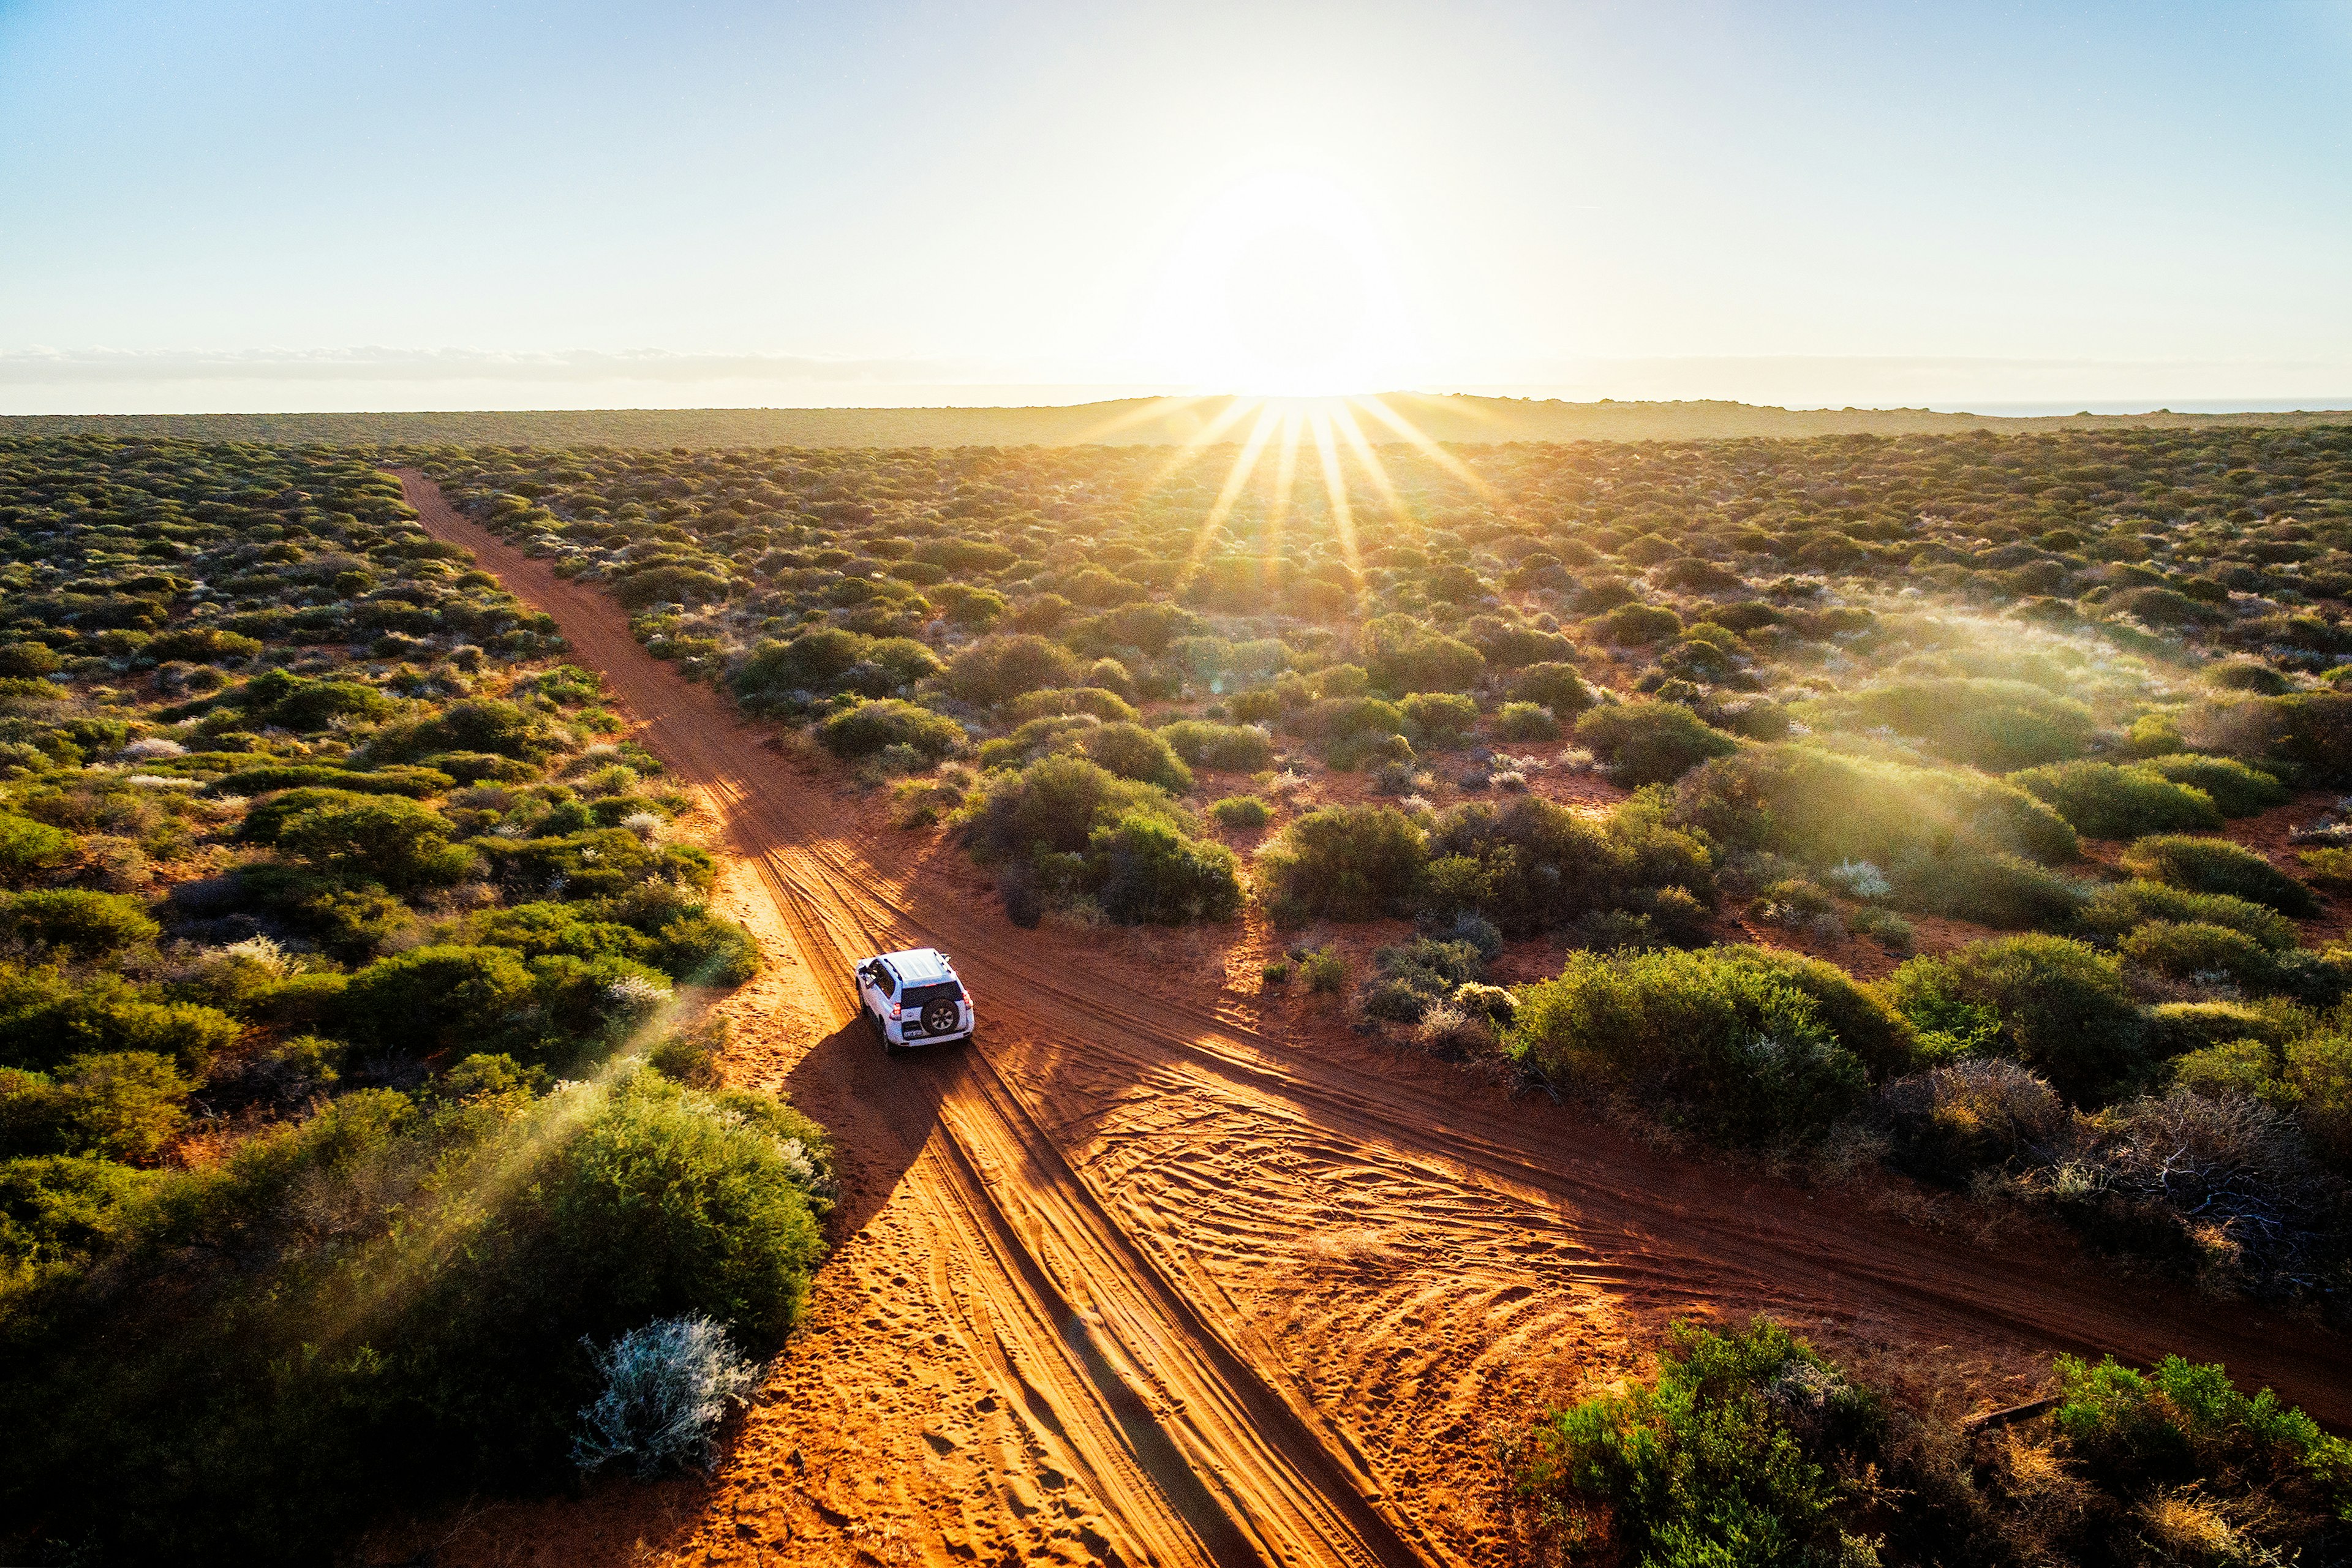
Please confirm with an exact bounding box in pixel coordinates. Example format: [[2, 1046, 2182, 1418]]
[[1142, 169, 1412, 398]]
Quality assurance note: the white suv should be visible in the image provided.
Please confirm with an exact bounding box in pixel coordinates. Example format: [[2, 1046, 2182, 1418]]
[[852, 947, 976, 1051]]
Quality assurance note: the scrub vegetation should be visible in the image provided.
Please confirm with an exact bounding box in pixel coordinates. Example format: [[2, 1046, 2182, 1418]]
[[12, 417, 2352, 1560], [1504, 1316, 2351, 1568], [0, 437, 820, 1563], [423, 423, 2352, 1314]]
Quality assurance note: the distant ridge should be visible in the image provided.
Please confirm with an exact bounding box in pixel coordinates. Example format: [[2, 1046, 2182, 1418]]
[[6, 393, 2349, 449]]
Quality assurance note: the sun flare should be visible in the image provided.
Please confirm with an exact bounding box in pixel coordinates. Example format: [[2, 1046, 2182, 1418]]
[[1142, 168, 1413, 398]]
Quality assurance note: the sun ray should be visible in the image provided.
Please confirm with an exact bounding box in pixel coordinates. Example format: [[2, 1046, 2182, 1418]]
[[1264, 406, 1303, 594], [1308, 408, 1366, 585], [1179, 401, 1283, 587], [1352, 393, 1496, 499], [1134, 394, 1262, 497], [1331, 401, 1414, 530]]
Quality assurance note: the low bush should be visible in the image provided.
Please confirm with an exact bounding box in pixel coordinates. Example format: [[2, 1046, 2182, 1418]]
[[2119, 920, 2282, 991], [1676, 744, 2089, 927], [1207, 794, 1273, 831], [1878, 1055, 2068, 1184], [1509, 662, 1594, 715], [1068, 722, 1191, 792], [0, 813, 74, 885], [1254, 805, 1428, 922], [1882, 935, 2147, 1103], [956, 755, 1235, 925], [1594, 601, 1681, 646], [1506, 945, 1870, 1145], [2049, 1352, 2352, 1544], [277, 796, 480, 891], [1510, 1322, 2352, 1568], [1156, 719, 1275, 772], [571, 1313, 758, 1478], [0, 889, 158, 955], [1088, 813, 1245, 924], [946, 633, 1087, 707], [1423, 791, 1715, 938], [2120, 834, 2319, 918], [2007, 760, 2223, 839], [1398, 692, 1479, 749], [1507, 1319, 1904, 1566], [0, 965, 241, 1074], [1493, 701, 1562, 742], [1300, 945, 1349, 993], [1573, 701, 1736, 786], [2075, 878, 2300, 951], [0, 1066, 830, 1561], [2136, 752, 2290, 817], [1003, 686, 1140, 725], [818, 699, 967, 762], [1815, 676, 2097, 771]]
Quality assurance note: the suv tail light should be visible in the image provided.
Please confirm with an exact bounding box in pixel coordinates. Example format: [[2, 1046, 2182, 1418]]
[[888, 1005, 902, 1019]]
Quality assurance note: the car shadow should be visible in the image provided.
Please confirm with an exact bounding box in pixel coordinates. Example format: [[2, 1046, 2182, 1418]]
[[781, 1016, 958, 1238]]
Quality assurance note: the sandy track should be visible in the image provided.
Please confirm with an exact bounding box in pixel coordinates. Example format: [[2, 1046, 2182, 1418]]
[[394, 472, 2352, 1568]]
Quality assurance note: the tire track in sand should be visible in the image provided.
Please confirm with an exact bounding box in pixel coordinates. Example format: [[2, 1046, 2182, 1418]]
[[396, 471, 2352, 1567]]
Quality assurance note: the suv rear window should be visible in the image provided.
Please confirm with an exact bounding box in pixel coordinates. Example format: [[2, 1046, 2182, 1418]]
[[903, 981, 964, 1009]]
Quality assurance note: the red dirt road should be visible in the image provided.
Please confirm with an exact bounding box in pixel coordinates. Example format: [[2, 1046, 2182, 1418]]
[[391, 472, 2352, 1568]]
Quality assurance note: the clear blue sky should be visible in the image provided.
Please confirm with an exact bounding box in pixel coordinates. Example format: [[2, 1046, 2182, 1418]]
[[4, 0, 2349, 411]]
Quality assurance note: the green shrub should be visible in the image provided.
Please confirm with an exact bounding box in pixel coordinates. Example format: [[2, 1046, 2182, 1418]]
[[2075, 878, 2301, 951], [2050, 1354, 2352, 1533], [1300, 945, 1349, 992], [1088, 812, 1245, 924], [959, 753, 1186, 861], [1207, 794, 1273, 831], [1398, 692, 1479, 749], [424, 750, 541, 785], [1069, 721, 1191, 791], [1883, 935, 2147, 1103], [0, 1050, 190, 1162], [1004, 686, 1139, 725], [338, 945, 538, 1053], [277, 796, 479, 891], [0, 1153, 154, 1281], [1508, 662, 1594, 715], [1816, 677, 2096, 769], [2204, 658, 2293, 695], [1511, 1319, 1892, 1567], [818, 698, 966, 761], [2185, 692, 2352, 787], [1362, 614, 1484, 694], [1574, 701, 1736, 786], [1425, 792, 1714, 937], [148, 627, 263, 664], [1674, 745, 2080, 913], [0, 812, 74, 885], [0, 641, 63, 678], [2136, 753, 2290, 818], [1507, 946, 1869, 1144], [1493, 701, 1562, 741], [208, 761, 455, 798], [0, 965, 240, 1074], [1254, 805, 1428, 922], [2120, 834, 2318, 918], [946, 633, 1086, 707], [2007, 760, 2222, 839], [2119, 921, 2281, 991], [1595, 601, 1681, 645], [0, 889, 159, 954], [651, 914, 760, 986]]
